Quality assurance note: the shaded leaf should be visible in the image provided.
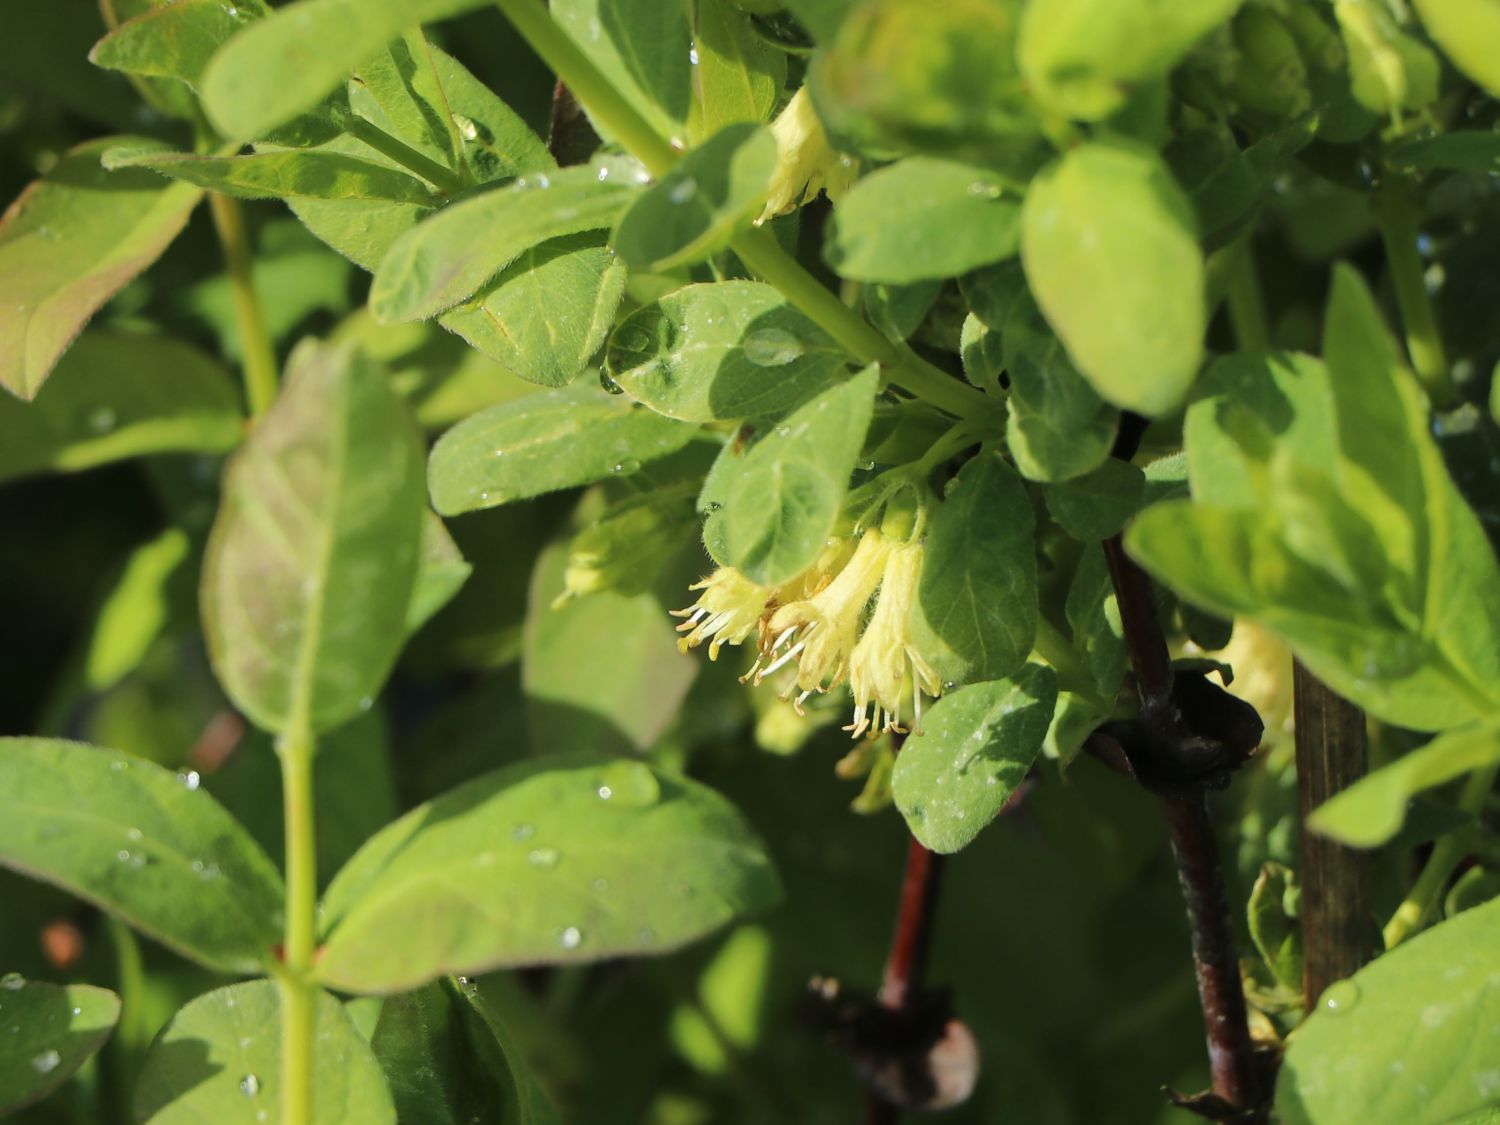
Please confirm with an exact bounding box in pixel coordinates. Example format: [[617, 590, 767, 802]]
[[89, 0, 269, 88], [692, 0, 786, 137], [553, 0, 693, 141], [103, 144, 438, 205]]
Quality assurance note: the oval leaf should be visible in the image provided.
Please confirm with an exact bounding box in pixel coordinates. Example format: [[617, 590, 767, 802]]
[[134, 981, 394, 1124], [0, 980, 120, 1116], [104, 146, 439, 205], [370, 166, 637, 323], [316, 756, 781, 992], [826, 157, 1021, 283], [1413, 0, 1500, 98], [427, 384, 695, 515], [893, 665, 1058, 853], [552, 0, 693, 141], [89, 0, 270, 87], [722, 366, 878, 585], [1020, 139, 1204, 416], [606, 281, 853, 422], [613, 122, 777, 271], [201, 340, 426, 734], [0, 739, 284, 973]]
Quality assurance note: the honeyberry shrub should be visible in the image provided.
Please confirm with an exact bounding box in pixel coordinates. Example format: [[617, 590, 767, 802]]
[[2, 0, 1500, 1120]]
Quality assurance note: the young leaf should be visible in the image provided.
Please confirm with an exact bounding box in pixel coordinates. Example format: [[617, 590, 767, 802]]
[[1018, 0, 1241, 120], [605, 281, 853, 422], [89, 0, 269, 88], [0, 331, 242, 482], [826, 158, 1021, 284], [1247, 863, 1303, 992], [354, 31, 466, 178], [552, 0, 693, 141], [892, 665, 1057, 853], [0, 980, 119, 1116], [134, 981, 395, 1124], [370, 167, 637, 323], [911, 452, 1038, 685], [613, 122, 777, 272], [1388, 132, 1500, 174], [1044, 459, 1145, 541], [0, 138, 201, 400], [201, 340, 426, 734], [315, 756, 780, 992], [371, 978, 560, 1125], [1020, 139, 1205, 417], [1276, 896, 1500, 1124], [83, 528, 192, 692], [427, 385, 695, 515], [199, 0, 491, 140], [722, 366, 878, 586], [692, 0, 786, 138], [0, 739, 284, 973], [1413, 0, 1500, 98], [1308, 721, 1500, 847], [103, 146, 439, 205], [442, 233, 628, 388]]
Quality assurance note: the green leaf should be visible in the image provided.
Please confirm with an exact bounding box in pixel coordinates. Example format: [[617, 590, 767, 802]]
[[316, 755, 781, 992], [370, 166, 637, 323], [1413, 0, 1500, 98], [892, 665, 1057, 853], [134, 981, 395, 1124], [441, 233, 627, 388], [0, 739, 284, 973], [103, 144, 439, 205], [0, 138, 201, 400], [722, 367, 878, 585], [613, 123, 777, 272], [553, 0, 693, 141], [428, 385, 695, 515], [83, 528, 192, 692], [911, 451, 1038, 685], [0, 330, 242, 482], [1065, 545, 1127, 697], [1020, 139, 1205, 417], [1276, 896, 1500, 1124], [201, 340, 426, 734], [1045, 459, 1145, 541], [89, 0, 269, 88], [353, 31, 466, 179], [826, 158, 1020, 284], [692, 0, 786, 138], [1162, 125, 1261, 248], [1247, 862, 1303, 992], [1389, 132, 1500, 174], [0, 979, 119, 1116], [371, 978, 560, 1125], [1309, 721, 1500, 847], [783, 0, 856, 42], [1018, 0, 1242, 119], [199, 0, 490, 140], [409, 513, 473, 634], [1336, 0, 1440, 115], [605, 281, 853, 423]]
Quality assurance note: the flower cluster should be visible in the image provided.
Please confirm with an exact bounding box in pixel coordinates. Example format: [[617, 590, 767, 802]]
[[673, 526, 941, 739]]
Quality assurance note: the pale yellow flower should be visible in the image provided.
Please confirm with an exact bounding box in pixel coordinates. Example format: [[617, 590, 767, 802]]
[[757, 86, 858, 225], [845, 538, 942, 738], [672, 567, 775, 660]]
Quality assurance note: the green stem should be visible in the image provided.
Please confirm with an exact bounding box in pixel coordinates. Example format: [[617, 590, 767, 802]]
[[1374, 175, 1458, 408], [1225, 239, 1270, 352], [491, 0, 992, 422], [99, 917, 146, 1125], [207, 194, 279, 418], [276, 724, 318, 1125], [346, 117, 467, 195], [1382, 761, 1498, 948]]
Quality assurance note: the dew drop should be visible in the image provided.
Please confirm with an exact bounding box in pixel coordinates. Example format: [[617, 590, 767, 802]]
[[110, 760, 128, 772], [744, 328, 804, 367], [176, 769, 201, 791], [967, 181, 1002, 198], [689, 46, 700, 65], [595, 760, 660, 807], [358, 696, 374, 712], [71, 1007, 81, 1016], [87, 406, 118, 434], [511, 823, 536, 842], [597, 165, 611, 182], [31, 1050, 60, 1075], [667, 177, 698, 204], [610, 459, 641, 475], [559, 926, 583, 949], [637, 928, 656, 944], [527, 847, 561, 870], [239, 1074, 260, 1097], [1321, 979, 1359, 1014], [454, 114, 479, 142], [591, 877, 609, 892], [1, 973, 25, 991], [536, 173, 551, 188], [599, 370, 625, 394]]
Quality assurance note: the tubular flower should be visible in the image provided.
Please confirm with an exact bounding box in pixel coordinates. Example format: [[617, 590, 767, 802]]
[[753, 528, 894, 708], [845, 538, 942, 738], [672, 567, 775, 660], [757, 85, 859, 225]]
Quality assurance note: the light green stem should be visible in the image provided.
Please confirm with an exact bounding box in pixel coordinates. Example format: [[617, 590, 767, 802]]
[[207, 194, 279, 418], [1225, 239, 1270, 352], [276, 725, 318, 1125], [1375, 175, 1458, 409], [1382, 761, 1498, 948], [347, 117, 467, 195], [491, 0, 992, 421]]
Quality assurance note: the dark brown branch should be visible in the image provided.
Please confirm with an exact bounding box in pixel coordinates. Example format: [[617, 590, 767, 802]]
[[879, 837, 944, 1011], [1293, 662, 1370, 1007]]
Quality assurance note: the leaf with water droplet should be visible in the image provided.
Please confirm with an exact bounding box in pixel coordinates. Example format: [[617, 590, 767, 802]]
[[892, 666, 1056, 853], [0, 739, 284, 973], [605, 281, 853, 423], [613, 122, 777, 271], [316, 754, 780, 992], [135, 981, 394, 1124], [0, 979, 117, 1116]]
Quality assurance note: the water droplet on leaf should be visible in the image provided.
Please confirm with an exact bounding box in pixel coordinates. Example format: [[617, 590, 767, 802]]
[[1, 973, 24, 991], [176, 769, 200, 791], [31, 1050, 60, 1074], [239, 1074, 260, 1097], [559, 926, 583, 949], [668, 177, 698, 204], [527, 847, 561, 869], [1321, 979, 1359, 1014], [596, 760, 660, 807], [744, 328, 804, 367]]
